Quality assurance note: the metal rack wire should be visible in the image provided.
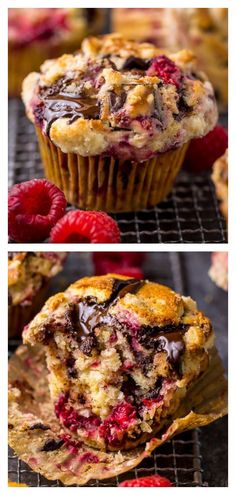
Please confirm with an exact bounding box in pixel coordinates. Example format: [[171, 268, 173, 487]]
[[8, 99, 227, 244], [8, 253, 206, 487], [8, 431, 204, 487]]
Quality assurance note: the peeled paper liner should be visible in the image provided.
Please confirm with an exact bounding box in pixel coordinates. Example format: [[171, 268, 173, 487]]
[[9, 345, 227, 486]]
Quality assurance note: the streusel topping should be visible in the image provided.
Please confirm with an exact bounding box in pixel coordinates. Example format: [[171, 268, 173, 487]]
[[22, 33, 218, 161]]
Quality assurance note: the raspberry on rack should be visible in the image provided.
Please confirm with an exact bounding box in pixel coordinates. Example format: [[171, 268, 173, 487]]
[[49, 210, 121, 243], [8, 179, 67, 242]]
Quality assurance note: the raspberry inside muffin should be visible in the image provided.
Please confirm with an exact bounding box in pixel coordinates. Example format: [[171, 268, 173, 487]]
[[24, 274, 213, 451]]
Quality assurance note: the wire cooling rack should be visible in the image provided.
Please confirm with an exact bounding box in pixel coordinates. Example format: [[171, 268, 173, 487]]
[[8, 99, 227, 244], [8, 253, 206, 487]]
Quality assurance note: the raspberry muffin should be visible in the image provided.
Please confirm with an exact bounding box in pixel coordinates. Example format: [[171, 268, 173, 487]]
[[8, 8, 104, 96], [211, 149, 228, 222], [112, 8, 228, 109], [23, 274, 214, 451], [209, 252, 228, 291], [8, 252, 66, 338], [22, 33, 218, 212]]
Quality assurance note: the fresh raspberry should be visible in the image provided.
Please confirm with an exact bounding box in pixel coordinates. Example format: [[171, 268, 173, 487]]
[[8, 179, 67, 242], [183, 126, 228, 173], [147, 55, 182, 88], [50, 210, 121, 243], [119, 474, 172, 487]]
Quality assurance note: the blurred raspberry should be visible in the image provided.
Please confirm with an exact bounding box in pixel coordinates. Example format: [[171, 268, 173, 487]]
[[93, 253, 145, 278], [184, 126, 228, 173], [119, 474, 172, 487]]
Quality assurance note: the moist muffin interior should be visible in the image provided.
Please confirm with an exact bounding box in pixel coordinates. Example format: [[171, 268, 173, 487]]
[[24, 274, 214, 451], [22, 33, 218, 161]]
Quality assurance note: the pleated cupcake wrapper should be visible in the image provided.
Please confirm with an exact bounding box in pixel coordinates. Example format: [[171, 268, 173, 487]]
[[9, 344, 227, 486], [8, 284, 49, 339], [36, 128, 188, 213]]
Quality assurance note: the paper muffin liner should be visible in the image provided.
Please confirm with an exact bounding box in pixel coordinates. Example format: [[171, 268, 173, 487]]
[[36, 128, 188, 213], [8, 344, 227, 486], [8, 283, 49, 339]]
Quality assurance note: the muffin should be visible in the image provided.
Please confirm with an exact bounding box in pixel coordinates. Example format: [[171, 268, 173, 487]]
[[211, 149, 228, 222], [23, 274, 214, 451], [8, 8, 104, 96], [112, 8, 228, 108], [22, 33, 218, 213], [209, 252, 228, 291], [8, 252, 66, 338]]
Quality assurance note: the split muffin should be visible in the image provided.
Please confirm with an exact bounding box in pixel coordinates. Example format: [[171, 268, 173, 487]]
[[22, 33, 218, 212], [23, 274, 214, 451], [8, 252, 66, 338], [8, 8, 104, 96]]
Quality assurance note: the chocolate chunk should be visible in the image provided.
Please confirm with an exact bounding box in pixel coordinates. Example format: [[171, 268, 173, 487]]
[[41, 438, 64, 452], [66, 356, 78, 378], [135, 352, 152, 375], [142, 379, 162, 400], [122, 56, 150, 71], [80, 335, 97, 356], [29, 423, 50, 431], [174, 95, 193, 121], [37, 324, 53, 345], [77, 393, 86, 404], [121, 374, 138, 398], [109, 91, 127, 112]]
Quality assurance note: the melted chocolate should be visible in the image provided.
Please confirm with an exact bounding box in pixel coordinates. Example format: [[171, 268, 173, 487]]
[[62, 278, 144, 356], [122, 56, 150, 71], [155, 332, 185, 366], [43, 93, 100, 135], [138, 324, 188, 371]]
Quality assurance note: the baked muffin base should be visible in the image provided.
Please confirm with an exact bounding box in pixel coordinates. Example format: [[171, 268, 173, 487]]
[[36, 128, 188, 212], [8, 344, 227, 486]]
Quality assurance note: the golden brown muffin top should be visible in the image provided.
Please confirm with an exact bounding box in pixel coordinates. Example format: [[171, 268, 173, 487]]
[[24, 274, 212, 344], [22, 33, 217, 160]]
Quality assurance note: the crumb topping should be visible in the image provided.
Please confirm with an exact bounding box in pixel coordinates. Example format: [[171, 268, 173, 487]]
[[22, 33, 218, 160]]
